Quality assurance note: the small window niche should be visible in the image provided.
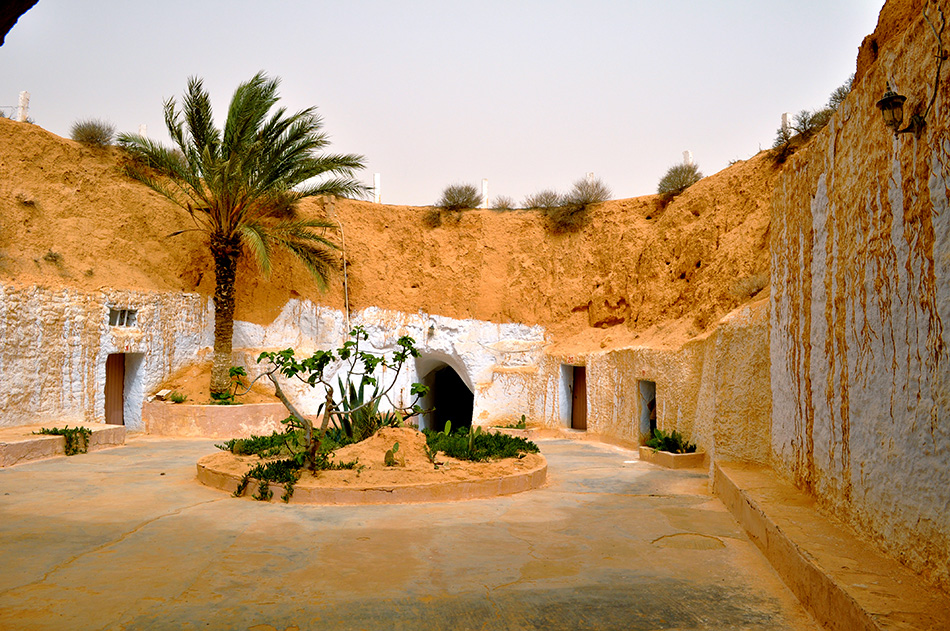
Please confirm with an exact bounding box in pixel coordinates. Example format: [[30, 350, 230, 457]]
[[109, 308, 138, 328]]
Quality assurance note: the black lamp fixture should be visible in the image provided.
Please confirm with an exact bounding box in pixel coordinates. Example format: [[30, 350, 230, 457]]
[[876, 84, 923, 136], [877, 5, 947, 137]]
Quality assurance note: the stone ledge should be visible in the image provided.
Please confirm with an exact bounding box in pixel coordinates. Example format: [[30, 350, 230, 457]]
[[143, 401, 289, 439], [196, 453, 547, 505], [714, 462, 950, 631], [638, 446, 706, 469], [0, 423, 126, 467]]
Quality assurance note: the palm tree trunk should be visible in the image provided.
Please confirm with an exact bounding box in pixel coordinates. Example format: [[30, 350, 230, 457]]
[[210, 236, 241, 396]]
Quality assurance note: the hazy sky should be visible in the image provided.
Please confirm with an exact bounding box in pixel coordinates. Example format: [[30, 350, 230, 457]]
[[1, 1, 883, 206]]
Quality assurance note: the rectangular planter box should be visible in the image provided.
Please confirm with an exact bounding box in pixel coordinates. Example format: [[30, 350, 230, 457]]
[[639, 445, 706, 469], [0, 424, 126, 467]]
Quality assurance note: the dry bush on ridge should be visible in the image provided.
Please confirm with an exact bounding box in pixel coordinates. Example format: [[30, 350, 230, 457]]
[[70, 119, 115, 147], [539, 177, 612, 234], [492, 195, 515, 210], [436, 183, 482, 210], [657, 163, 702, 200], [523, 189, 563, 209]]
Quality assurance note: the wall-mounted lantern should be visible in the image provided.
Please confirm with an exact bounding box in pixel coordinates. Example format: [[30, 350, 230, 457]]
[[876, 86, 923, 136], [877, 7, 947, 137]]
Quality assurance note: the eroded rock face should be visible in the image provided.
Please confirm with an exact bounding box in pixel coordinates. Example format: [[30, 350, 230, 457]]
[[771, 1, 950, 592]]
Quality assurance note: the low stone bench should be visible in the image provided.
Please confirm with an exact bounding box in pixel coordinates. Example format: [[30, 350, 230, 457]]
[[715, 462, 950, 631]]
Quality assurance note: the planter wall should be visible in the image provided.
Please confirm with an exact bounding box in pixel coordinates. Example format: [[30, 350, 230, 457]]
[[639, 446, 706, 469], [142, 401, 289, 439]]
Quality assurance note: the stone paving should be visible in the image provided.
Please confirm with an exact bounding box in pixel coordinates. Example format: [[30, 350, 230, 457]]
[[0, 436, 820, 630]]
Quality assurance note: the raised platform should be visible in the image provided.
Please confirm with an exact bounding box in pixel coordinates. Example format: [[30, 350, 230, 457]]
[[143, 401, 289, 439], [196, 451, 548, 505], [0, 423, 126, 467], [714, 462, 950, 631], [638, 446, 706, 469]]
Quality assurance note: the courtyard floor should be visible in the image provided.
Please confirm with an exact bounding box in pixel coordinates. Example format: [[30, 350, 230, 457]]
[[0, 437, 820, 630]]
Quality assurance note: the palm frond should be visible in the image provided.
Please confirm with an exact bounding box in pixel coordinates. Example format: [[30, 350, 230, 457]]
[[183, 76, 220, 160], [297, 175, 371, 200], [239, 222, 273, 276]]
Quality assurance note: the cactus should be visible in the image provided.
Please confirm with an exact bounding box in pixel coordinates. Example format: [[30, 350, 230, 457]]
[[384, 441, 400, 467]]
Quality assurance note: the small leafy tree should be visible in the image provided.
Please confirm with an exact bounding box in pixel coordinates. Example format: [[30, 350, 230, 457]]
[[254, 326, 429, 471], [826, 74, 854, 110], [70, 119, 115, 147], [772, 75, 853, 163], [657, 163, 702, 199]]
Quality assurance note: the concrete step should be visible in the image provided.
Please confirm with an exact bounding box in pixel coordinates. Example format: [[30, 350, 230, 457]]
[[0, 423, 126, 467], [714, 462, 950, 631]]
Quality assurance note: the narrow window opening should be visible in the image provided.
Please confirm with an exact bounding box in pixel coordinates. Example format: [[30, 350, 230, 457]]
[[109, 308, 138, 327]]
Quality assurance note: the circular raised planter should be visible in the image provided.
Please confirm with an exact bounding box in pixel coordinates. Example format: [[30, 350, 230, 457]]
[[196, 450, 547, 505]]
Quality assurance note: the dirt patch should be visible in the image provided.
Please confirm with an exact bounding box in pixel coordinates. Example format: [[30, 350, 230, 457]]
[[155, 362, 279, 405]]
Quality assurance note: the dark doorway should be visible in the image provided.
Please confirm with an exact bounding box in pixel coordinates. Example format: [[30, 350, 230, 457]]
[[571, 366, 587, 430], [105, 353, 125, 425], [639, 380, 657, 443], [425, 365, 473, 433]]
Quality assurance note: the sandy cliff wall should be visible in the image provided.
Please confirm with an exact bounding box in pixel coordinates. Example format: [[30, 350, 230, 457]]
[[0, 114, 777, 350], [771, 0, 950, 590]]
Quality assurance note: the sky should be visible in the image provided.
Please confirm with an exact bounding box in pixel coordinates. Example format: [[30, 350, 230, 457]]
[[1, 1, 884, 207]]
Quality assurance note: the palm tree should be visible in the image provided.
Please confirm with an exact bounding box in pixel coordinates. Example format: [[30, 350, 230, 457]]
[[119, 72, 367, 396]]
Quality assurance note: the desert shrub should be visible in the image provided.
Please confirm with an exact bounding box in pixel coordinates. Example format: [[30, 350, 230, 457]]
[[523, 189, 563, 209], [169, 391, 187, 403], [436, 183, 482, 210], [729, 273, 769, 299], [541, 205, 589, 234], [422, 207, 443, 228], [564, 177, 611, 208], [42, 250, 63, 265], [657, 163, 702, 199], [70, 119, 115, 147], [646, 428, 696, 454], [492, 195, 515, 210]]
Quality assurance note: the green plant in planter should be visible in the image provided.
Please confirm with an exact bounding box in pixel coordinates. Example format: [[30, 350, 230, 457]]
[[169, 391, 187, 403], [646, 428, 697, 454], [384, 441, 400, 467], [423, 426, 539, 462], [253, 326, 430, 472], [211, 366, 247, 404], [34, 426, 93, 456]]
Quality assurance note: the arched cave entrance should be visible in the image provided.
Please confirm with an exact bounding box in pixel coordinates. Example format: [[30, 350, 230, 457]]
[[417, 360, 473, 433]]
